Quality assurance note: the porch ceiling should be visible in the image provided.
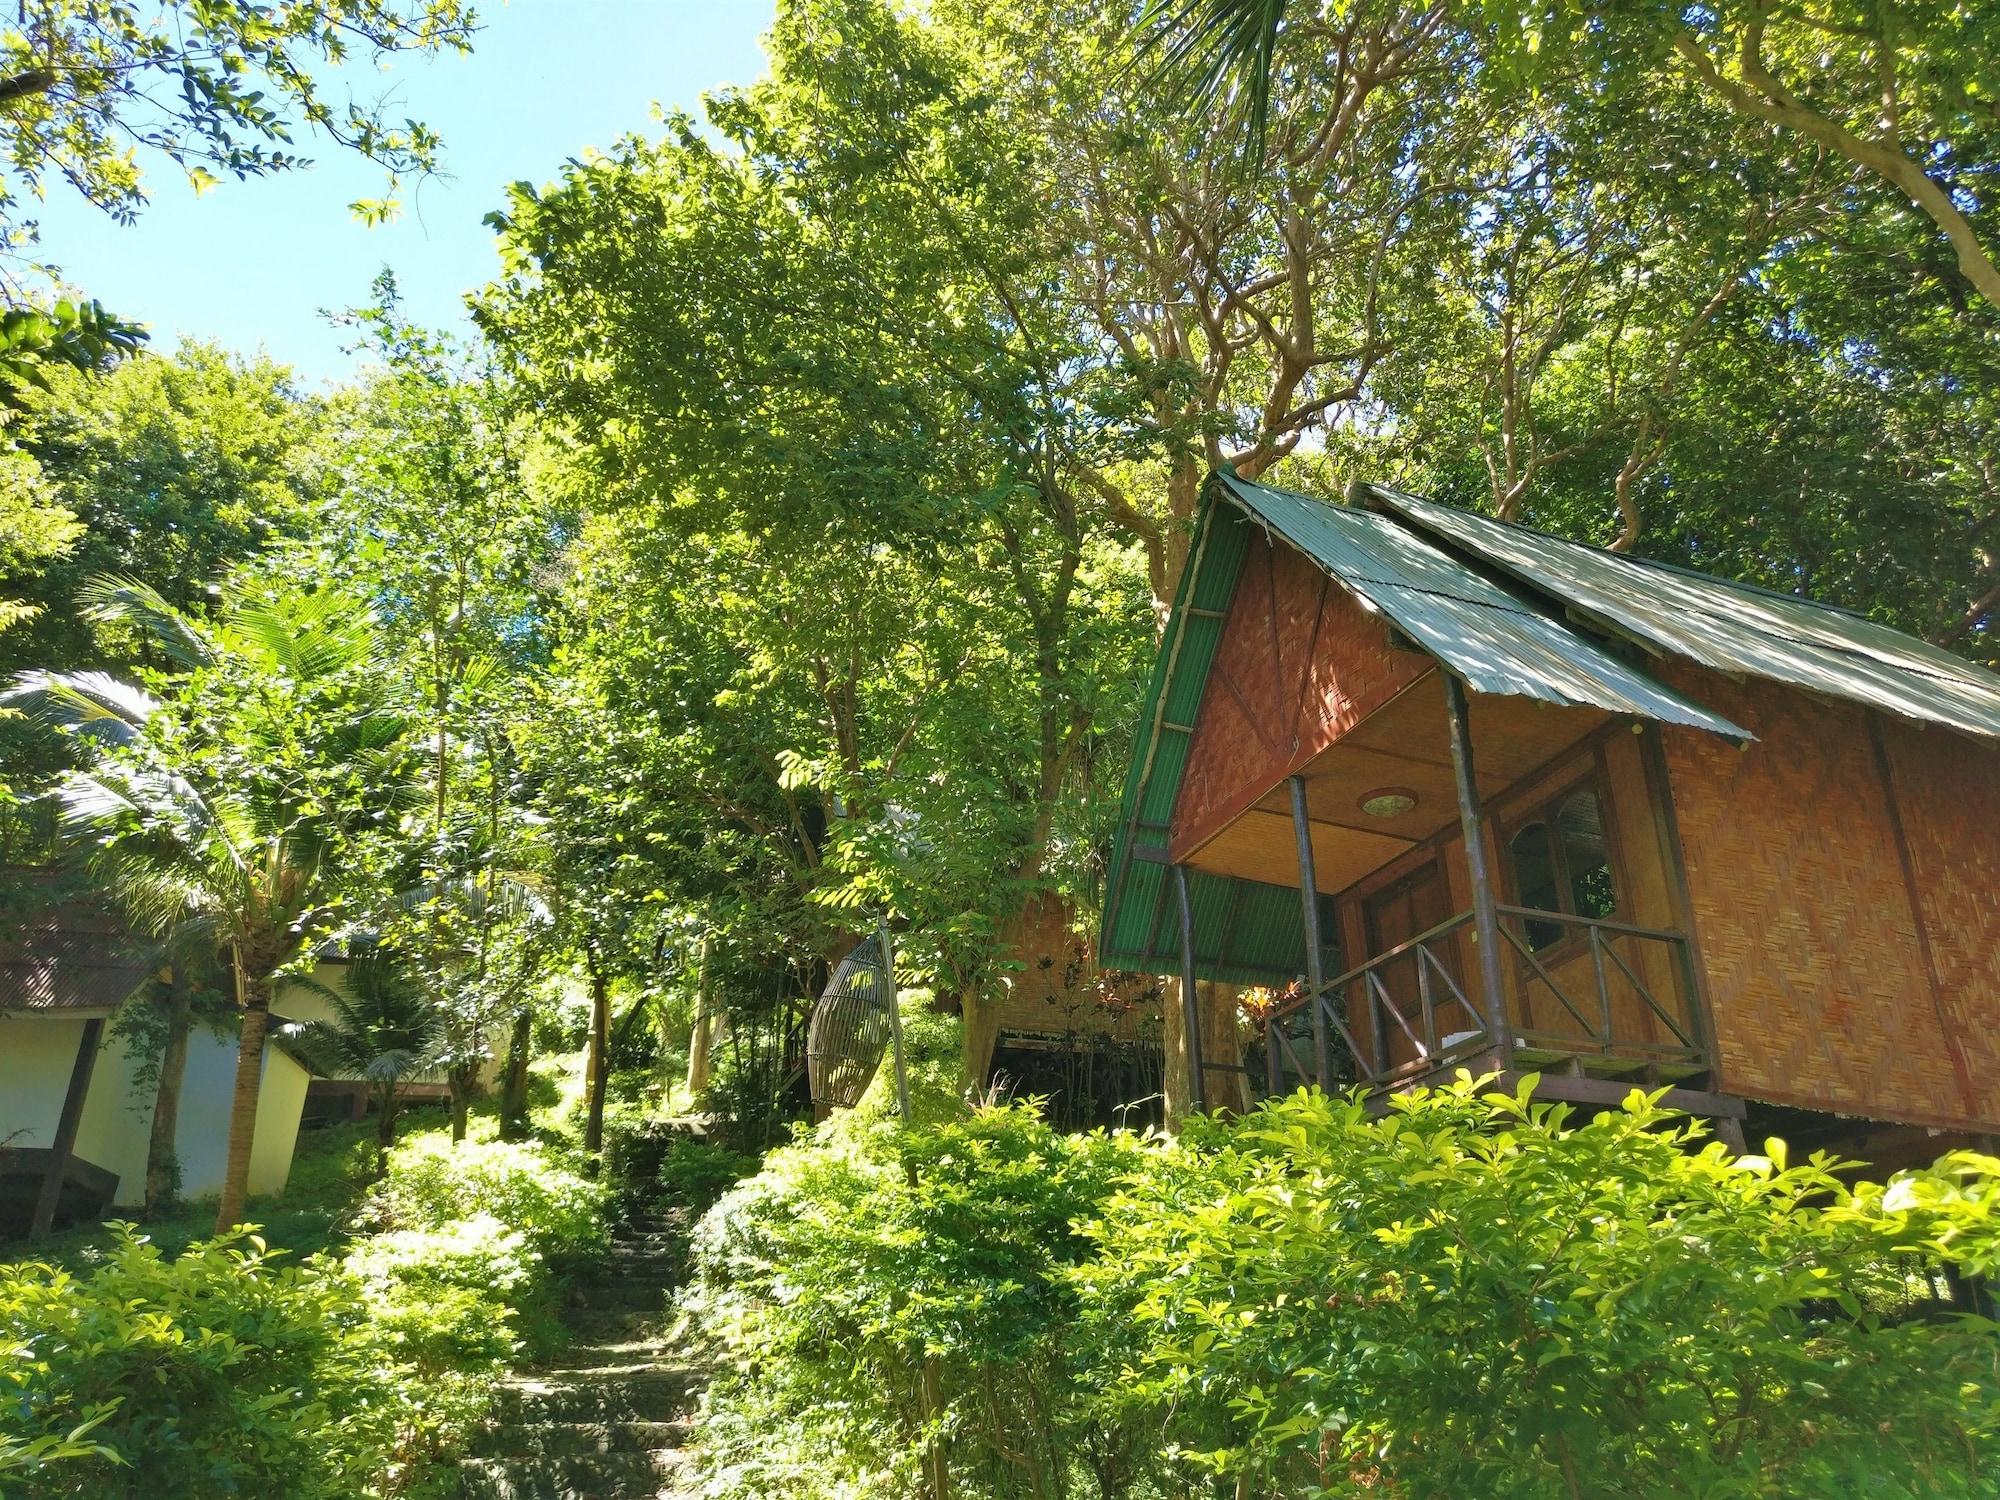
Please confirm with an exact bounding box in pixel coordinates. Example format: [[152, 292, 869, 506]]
[[1178, 669, 1610, 895]]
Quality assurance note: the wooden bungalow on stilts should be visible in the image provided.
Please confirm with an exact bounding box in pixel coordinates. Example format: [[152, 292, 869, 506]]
[[1100, 472, 2000, 1162]]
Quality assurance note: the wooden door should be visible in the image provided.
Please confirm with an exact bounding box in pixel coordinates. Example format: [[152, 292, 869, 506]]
[[1363, 860, 1463, 1071]]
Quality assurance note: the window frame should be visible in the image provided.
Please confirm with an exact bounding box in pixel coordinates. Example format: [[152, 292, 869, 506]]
[[1498, 770, 1623, 962]]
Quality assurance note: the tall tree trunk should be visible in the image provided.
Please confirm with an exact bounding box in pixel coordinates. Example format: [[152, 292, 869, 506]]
[[500, 1009, 533, 1140], [447, 1062, 476, 1143], [685, 934, 716, 1099], [214, 963, 269, 1234], [584, 943, 610, 1158], [143, 976, 194, 1217]]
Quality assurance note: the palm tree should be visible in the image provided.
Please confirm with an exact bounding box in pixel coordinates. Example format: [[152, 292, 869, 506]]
[[283, 949, 445, 1166], [1139, 0, 1290, 155], [8, 578, 409, 1233]]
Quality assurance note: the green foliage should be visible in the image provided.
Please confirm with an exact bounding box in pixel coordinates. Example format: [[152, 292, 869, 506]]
[[682, 1084, 2000, 1499], [4, 1120, 618, 1497], [1077, 1081, 2000, 1498], [3, 343, 315, 674], [685, 1104, 1152, 1498], [0, 0, 476, 245], [611, 1127, 759, 1220], [362, 1127, 612, 1276], [0, 1226, 407, 1498]]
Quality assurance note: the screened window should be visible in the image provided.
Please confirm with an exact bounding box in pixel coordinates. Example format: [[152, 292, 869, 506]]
[[1506, 782, 1618, 951]]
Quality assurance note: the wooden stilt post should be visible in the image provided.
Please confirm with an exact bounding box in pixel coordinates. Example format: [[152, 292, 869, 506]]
[[1289, 774, 1333, 1089], [1173, 863, 1207, 1114], [31, 1017, 104, 1239], [879, 916, 910, 1121], [1442, 673, 1512, 1070]]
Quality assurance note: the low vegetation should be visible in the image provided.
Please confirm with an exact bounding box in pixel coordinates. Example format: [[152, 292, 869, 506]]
[[683, 1080, 2000, 1500], [1, 1118, 611, 1497]]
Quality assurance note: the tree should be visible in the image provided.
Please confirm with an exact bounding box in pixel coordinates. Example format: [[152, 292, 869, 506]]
[[1145, 1, 2000, 320], [299, 282, 559, 1140], [2, 342, 315, 676], [285, 949, 445, 1165], [8, 577, 410, 1231], [0, 0, 476, 380]]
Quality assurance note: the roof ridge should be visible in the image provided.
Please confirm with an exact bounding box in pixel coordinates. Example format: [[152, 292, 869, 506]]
[[1354, 480, 1874, 621]]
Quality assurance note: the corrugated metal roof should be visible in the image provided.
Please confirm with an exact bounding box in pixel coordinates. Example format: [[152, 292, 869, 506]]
[[1101, 496, 1315, 983], [1219, 474, 1751, 740], [0, 887, 159, 1014], [1101, 476, 1752, 982], [1360, 483, 2000, 740]]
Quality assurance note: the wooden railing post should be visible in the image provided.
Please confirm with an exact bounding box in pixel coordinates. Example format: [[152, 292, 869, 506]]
[[1288, 774, 1334, 1088], [1442, 672, 1512, 1069], [1173, 863, 1207, 1114]]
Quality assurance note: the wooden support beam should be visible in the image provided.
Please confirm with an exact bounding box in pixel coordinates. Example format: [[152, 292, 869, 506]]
[[31, 1017, 104, 1239], [1289, 774, 1333, 1088], [1174, 863, 1207, 1114], [1443, 672, 1512, 1069]]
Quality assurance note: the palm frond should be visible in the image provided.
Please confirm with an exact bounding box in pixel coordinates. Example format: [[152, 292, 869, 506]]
[[281, 952, 446, 1082], [4, 670, 160, 741], [220, 583, 386, 684], [1137, 0, 1288, 161], [77, 577, 215, 669]]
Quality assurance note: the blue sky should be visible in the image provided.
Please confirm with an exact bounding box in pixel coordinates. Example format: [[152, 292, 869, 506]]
[[37, 0, 776, 387]]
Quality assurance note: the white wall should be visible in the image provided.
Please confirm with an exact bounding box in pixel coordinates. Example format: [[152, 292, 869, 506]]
[[0, 1013, 95, 1153], [1, 990, 326, 1208]]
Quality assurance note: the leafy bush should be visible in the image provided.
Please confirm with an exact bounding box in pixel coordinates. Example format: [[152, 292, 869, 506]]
[[0, 1226, 407, 1499], [1076, 1079, 2000, 1499], [363, 1128, 612, 1274], [685, 1103, 1152, 1499], [3, 1125, 620, 1498], [682, 1079, 2000, 1500], [341, 1213, 530, 1481]]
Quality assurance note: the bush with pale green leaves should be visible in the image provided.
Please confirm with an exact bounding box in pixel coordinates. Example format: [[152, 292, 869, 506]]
[[2, 1126, 615, 1497], [363, 1130, 611, 1274], [0, 1226, 409, 1499], [685, 1082, 2000, 1500]]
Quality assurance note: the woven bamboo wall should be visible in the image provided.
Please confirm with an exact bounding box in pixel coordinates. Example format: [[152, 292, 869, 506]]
[[1876, 716, 2000, 1121], [985, 891, 1162, 1043], [1659, 665, 1994, 1130], [1174, 528, 1427, 857]]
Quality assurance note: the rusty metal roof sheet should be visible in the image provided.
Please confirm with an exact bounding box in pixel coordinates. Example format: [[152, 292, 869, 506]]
[[0, 885, 159, 1014], [1360, 482, 2000, 740]]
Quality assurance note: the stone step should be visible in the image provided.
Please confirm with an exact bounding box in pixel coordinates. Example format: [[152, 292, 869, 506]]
[[457, 1447, 688, 1500], [576, 1285, 669, 1314], [494, 1369, 696, 1425], [564, 1312, 663, 1344], [556, 1340, 680, 1371], [473, 1419, 689, 1459]]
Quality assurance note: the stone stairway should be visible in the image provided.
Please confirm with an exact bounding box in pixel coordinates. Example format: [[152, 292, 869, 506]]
[[459, 1210, 700, 1500]]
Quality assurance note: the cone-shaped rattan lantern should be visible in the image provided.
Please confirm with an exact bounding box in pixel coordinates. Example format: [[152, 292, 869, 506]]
[[806, 920, 909, 1116]]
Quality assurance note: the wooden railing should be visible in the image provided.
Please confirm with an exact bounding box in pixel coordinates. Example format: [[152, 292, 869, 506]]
[[1251, 905, 1705, 1096]]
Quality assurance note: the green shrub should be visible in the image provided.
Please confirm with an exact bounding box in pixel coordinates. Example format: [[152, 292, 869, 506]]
[[647, 1134, 759, 1218], [341, 1214, 527, 1485], [364, 1128, 612, 1275], [1075, 1078, 2000, 1499], [685, 1103, 1152, 1499], [0, 1226, 407, 1499]]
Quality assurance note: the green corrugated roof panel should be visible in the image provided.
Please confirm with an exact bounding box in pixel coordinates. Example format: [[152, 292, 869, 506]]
[[1221, 475, 1750, 739], [1362, 483, 2000, 740], [1101, 474, 1759, 985], [1102, 499, 1316, 984]]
